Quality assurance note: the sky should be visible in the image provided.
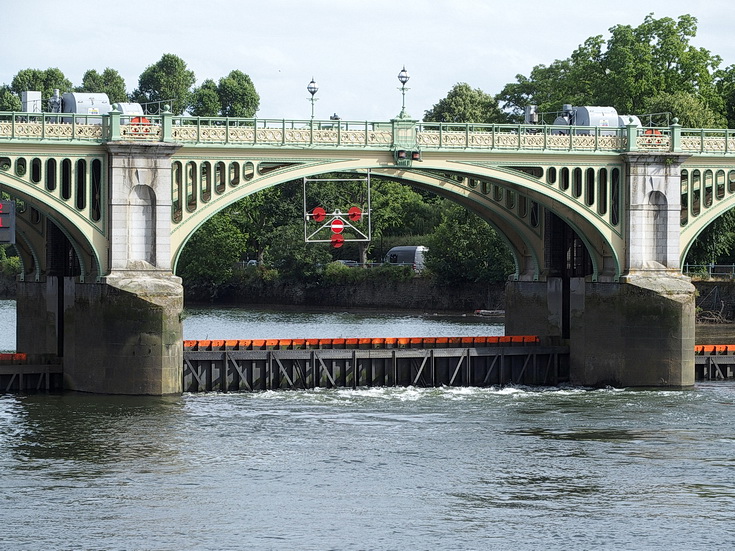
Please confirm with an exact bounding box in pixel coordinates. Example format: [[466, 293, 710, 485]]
[[2, 0, 734, 121]]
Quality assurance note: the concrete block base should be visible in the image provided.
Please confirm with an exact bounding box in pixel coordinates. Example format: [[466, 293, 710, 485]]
[[16, 272, 183, 395], [505, 276, 695, 388]]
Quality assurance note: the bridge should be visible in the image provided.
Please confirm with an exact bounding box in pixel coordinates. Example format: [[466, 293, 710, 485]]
[[2, 107, 734, 394]]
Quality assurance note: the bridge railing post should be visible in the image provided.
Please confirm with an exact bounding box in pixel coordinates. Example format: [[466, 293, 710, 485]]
[[161, 106, 173, 142], [625, 122, 638, 152], [106, 109, 121, 141], [670, 118, 682, 152]]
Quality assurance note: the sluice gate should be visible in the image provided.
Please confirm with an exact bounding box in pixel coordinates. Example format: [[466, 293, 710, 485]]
[[0, 354, 63, 392], [695, 345, 735, 381], [182, 336, 569, 392]]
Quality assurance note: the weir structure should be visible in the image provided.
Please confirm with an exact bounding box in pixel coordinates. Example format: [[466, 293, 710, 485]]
[[2, 108, 734, 393]]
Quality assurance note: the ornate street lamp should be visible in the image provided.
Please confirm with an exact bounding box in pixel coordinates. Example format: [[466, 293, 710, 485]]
[[397, 66, 410, 119], [307, 77, 319, 121]]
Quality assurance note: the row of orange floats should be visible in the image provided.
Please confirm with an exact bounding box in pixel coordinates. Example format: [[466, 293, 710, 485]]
[[695, 344, 735, 355], [0, 353, 28, 364], [184, 335, 541, 352]]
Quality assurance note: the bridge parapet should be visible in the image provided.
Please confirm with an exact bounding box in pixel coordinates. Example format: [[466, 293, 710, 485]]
[[4, 110, 735, 156]]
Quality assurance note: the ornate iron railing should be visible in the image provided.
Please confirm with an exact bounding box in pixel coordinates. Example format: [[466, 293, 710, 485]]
[[2, 110, 735, 155]]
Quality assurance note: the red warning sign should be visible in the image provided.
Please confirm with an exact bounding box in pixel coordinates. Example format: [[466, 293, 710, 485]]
[[330, 219, 344, 233]]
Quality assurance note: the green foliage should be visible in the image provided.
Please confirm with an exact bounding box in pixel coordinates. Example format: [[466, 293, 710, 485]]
[[424, 83, 508, 124], [10, 68, 72, 104], [218, 70, 259, 117], [189, 79, 220, 116], [0, 245, 21, 276], [426, 203, 514, 284], [0, 85, 21, 111], [132, 54, 195, 115], [189, 71, 259, 117], [176, 214, 247, 289], [498, 14, 724, 122], [685, 211, 735, 265], [642, 91, 727, 127], [262, 222, 332, 281], [76, 68, 128, 103]]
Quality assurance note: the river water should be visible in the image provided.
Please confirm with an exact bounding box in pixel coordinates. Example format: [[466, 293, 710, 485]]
[[1, 300, 735, 550]]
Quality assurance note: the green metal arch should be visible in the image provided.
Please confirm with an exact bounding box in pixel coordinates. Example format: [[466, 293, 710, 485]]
[[170, 157, 623, 281], [0, 172, 102, 280]]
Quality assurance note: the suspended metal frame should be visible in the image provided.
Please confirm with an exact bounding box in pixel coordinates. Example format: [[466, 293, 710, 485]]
[[303, 170, 372, 244]]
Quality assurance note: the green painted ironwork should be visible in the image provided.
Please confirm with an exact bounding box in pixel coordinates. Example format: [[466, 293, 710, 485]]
[[2, 108, 735, 285]]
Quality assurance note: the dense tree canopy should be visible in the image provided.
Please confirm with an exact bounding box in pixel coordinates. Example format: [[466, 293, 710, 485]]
[[76, 68, 128, 104], [218, 70, 259, 117], [10, 68, 72, 107], [0, 85, 21, 111], [426, 203, 514, 284], [132, 54, 195, 114], [189, 70, 259, 117], [189, 79, 220, 117], [424, 83, 507, 123], [497, 14, 724, 122], [176, 212, 247, 293]]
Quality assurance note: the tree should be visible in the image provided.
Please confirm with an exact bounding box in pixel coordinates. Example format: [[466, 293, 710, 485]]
[[10, 68, 72, 105], [426, 203, 514, 285], [189, 79, 220, 116], [262, 221, 332, 280], [77, 68, 128, 103], [0, 85, 21, 111], [218, 70, 259, 117], [176, 213, 247, 292], [189, 71, 260, 117], [497, 14, 725, 122], [685, 212, 735, 266], [424, 83, 507, 123], [132, 54, 195, 115], [642, 91, 726, 128]]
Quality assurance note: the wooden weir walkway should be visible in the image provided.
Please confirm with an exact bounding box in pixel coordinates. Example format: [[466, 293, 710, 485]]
[[3, 340, 734, 392], [0, 354, 63, 392], [695, 345, 735, 381], [182, 336, 569, 392]]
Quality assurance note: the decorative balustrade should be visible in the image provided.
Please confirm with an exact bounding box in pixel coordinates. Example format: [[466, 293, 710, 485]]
[[3, 110, 735, 155]]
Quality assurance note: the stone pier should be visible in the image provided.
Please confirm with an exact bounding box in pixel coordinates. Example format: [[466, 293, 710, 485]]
[[506, 152, 696, 388]]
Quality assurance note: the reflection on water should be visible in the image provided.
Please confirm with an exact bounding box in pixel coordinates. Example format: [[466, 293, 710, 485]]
[[183, 305, 503, 340]]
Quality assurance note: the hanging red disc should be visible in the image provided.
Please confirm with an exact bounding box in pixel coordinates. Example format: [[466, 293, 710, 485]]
[[312, 207, 326, 222], [331, 234, 344, 248], [348, 206, 362, 221]]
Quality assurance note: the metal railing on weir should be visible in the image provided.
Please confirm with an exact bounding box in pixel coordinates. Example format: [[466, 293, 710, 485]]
[[3, 110, 735, 154], [684, 264, 735, 278]]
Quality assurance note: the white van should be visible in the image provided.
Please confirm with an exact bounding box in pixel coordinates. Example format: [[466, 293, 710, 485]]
[[384, 246, 428, 272]]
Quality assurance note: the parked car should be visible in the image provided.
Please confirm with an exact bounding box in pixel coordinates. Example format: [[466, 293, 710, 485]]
[[336, 259, 359, 267], [384, 246, 428, 272]]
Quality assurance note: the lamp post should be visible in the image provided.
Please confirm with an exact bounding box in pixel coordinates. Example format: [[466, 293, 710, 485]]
[[397, 66, 410, 119], [307, 77, 319, 121]]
